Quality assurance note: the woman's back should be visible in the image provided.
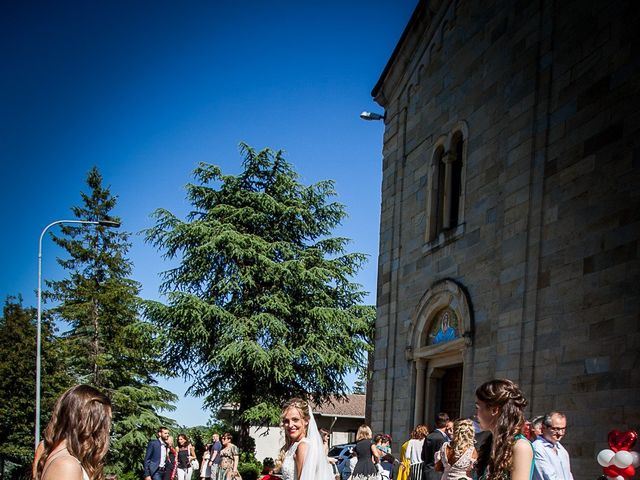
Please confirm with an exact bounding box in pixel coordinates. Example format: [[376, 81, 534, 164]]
[[351, 439, 378, 479], [41, 447, 90, 480], [406, 438, 424, 464], [439, 442, 475, 480]]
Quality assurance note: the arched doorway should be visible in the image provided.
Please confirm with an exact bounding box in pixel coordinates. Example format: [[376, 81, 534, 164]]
[[406, 280, 472, 425]]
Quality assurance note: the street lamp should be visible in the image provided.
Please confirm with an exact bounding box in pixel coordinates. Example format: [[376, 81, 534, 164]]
[[359, 111, 385, 121], [35, 219, 120, 450]]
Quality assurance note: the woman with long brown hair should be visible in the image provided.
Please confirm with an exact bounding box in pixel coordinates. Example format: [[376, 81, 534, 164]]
[[176, 434, 197, 480], [34, 384, 112, 480], [475, 379, 534, 480]]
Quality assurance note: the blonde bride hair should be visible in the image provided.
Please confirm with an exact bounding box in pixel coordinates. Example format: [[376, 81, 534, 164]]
[[275, 398, 311, 469]]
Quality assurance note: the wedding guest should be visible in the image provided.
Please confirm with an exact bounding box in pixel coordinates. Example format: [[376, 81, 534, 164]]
[[35, 385, 112, 480], [475, 379, 534, 480]]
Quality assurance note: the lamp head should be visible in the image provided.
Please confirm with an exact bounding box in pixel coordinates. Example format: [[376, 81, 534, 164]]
[[360, 111, 385, 121], [98, 220, 121, 228]]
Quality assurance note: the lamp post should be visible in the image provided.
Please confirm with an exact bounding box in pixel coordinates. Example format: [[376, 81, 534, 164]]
[[35, 219, 120, 450]]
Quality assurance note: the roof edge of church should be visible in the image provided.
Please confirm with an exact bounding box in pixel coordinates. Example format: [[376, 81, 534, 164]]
[[371, 0, 427, 101]]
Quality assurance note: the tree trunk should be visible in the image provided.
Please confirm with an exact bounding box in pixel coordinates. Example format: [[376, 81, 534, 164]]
[[92, 298, 100, 386]]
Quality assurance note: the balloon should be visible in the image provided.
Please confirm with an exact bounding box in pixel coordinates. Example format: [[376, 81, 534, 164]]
[[612, 450, 633, 468], [603, 464, 635, 478], [631, 451, 640, 468], [619, 465, 635, 477], [598, 449, 615, 467], [607, 430, 638, 452]]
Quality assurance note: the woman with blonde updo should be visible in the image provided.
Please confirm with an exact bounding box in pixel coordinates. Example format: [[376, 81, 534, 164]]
[[434, 419, 477, 480], [475, 379, 534, 480], [278, 397, 333, 480], [35, 385, 112, 480]]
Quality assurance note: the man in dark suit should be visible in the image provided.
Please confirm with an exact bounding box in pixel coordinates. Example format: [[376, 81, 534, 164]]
[[144, 426, 170, 480], [422, 412, 451, 480]]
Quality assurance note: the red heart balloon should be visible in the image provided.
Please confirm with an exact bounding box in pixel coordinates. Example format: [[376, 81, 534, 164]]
[[620, 465, 636, 477], [603, 465, 623, 477], [602, 465, 619, 478], [607, 430, 638, 452], [604, 464, 637, 478]]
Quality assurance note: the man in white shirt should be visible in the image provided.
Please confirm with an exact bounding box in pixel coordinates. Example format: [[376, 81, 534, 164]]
[[532, 412, 574, 480], [144, 426, 170, 480]]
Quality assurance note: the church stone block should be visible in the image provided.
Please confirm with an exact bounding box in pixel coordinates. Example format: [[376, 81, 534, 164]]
[[368, 1, 639, 478]]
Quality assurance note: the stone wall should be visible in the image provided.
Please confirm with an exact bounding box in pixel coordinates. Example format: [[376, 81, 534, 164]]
[[370, 0, 640, 477]]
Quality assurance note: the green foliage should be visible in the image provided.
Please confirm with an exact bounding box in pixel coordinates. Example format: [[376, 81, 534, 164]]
[[179, 425, 214, 458], [238, 451, 262, 480], [107, 385, 178, 475], [46, 167, 177, 477], [47, 167, 167, 389], [0, 297, 70, 465], [145, 144, 374, 445]]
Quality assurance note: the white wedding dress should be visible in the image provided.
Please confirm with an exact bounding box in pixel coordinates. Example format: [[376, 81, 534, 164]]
[[281, 406, 333, 480], [281, 438, 307, 480]]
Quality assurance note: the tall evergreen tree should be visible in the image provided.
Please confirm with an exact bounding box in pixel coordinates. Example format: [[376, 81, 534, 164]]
[[47, 167, 177, 476], [0, 297, 69, 466], [145, 144, 374, 446]]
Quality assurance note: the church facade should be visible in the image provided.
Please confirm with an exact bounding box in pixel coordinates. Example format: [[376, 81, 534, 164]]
[[368, 0, 639, 476]]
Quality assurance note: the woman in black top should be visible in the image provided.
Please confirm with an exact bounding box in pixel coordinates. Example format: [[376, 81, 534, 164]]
[[351, 424, 381, 480], [176, 434, 196, 480]]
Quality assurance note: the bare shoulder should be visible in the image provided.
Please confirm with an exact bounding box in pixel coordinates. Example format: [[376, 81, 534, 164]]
[[43, 456, 83, 480], [512, 437, 534, 465], [513, 437, 533, 456], [296, 440, 309, 456], [511, 438, 534, 480]]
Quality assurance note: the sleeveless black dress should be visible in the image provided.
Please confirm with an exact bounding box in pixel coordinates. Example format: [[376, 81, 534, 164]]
[[351, 439, 378, 480]]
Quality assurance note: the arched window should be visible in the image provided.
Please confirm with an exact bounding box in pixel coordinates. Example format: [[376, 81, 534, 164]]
[[449, 131, 464, 228], [436, 147, 447, 234], [425, 124, 467, 246], [427, 145, 446, 242]]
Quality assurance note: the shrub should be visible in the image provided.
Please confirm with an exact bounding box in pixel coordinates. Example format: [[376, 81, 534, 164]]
[[238, 451, 261, 480]]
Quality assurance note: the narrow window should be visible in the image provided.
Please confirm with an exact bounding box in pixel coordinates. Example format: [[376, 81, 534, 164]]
[[449, 133, 464, 228], [435, 147, 446, 235]]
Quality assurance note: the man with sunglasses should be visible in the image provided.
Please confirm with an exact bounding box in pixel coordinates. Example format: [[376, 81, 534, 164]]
[[532, 411, 574, 480]]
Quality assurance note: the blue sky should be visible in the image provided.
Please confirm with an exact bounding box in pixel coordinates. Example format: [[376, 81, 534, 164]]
[[1, 1, 416, 426]]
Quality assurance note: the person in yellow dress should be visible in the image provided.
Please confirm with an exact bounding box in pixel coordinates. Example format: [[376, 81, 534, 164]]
[[397, 438, 411, 480]]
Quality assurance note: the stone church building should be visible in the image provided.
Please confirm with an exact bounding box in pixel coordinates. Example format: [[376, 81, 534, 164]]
[[368, 0, 639, 476]]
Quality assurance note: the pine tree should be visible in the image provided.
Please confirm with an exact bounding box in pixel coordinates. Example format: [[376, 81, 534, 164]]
[[145, 144, 374, 446], [47, 167, 177, 476], [0, 297, 69, 467]]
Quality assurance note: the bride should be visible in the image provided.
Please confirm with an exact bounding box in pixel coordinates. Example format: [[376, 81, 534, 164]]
[[279, 398, 334, 480]]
